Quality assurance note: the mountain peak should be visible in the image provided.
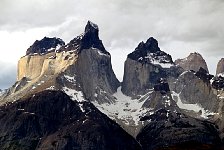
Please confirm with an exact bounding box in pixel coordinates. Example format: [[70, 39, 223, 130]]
[[80, 21, 102, 50], [85, 20, 99, 33], [216, 58, 224, 75], [135, 37, 160, 53], [26, 37, 65, 55], [127, 37, 173, 64], [84, 21, 99, 39], [59, 21, 109, 55], [175, 52, 209, 72]]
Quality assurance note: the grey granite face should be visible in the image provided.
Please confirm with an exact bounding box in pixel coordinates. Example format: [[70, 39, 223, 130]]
[[175, 52, 209, 72]]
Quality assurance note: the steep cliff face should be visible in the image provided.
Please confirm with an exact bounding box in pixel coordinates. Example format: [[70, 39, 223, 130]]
[[172, 68, 218, 113], [216, 58, 224, 75], [122, 37, 183, 97], [0, 90, 141, 150], [17, 50, 78, 81], [175, 52, 209, 72]]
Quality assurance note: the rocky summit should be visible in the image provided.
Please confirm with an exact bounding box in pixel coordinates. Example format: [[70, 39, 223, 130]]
[[175, 52, 209, 72], [128, 37, 173, 64], [122, 37, 182, 97], [1, 21, 224, 150], [26, 37, 65, 55], [216, 58, 224, 75]]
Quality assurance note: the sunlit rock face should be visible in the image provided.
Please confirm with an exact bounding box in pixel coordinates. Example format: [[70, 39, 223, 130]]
[[175, 52, 209, 72], [216, 58, 224, 75], [3, 21, 119, 105]]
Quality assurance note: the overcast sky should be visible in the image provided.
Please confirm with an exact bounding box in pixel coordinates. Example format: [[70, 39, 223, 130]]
[[0, 0, 224, 89]]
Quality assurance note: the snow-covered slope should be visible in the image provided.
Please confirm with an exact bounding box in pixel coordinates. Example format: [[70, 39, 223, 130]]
[[93, 87, 153, 126]]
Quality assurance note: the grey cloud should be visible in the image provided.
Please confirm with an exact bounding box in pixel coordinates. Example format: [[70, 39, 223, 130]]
[[2, 0, 223, 56], [0, 0, 224, 88], [0, 62, 16, 89]]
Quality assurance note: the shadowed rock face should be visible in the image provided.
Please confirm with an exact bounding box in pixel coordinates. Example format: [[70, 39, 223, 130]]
[[0, 90, 141, 150], [58, 21, 109, 55], [137, 81, 221, 150], [212, 76, 224, 90], [175, 52, 209, 72], [26, 37, 65, 55], [80, 21, 108, 54], [128, 37, 173, 64]]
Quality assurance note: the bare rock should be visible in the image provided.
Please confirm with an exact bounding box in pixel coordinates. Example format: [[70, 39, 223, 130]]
[[26, 37, 65, 55], [216, 58, 224, 75], [175, 52, 209, 72], [122, 37, 183, 97]]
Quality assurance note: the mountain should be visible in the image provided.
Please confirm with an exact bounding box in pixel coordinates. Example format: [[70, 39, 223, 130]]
[[0, 21, 119, 105], [0, 90, 141, 150], [172, 68, 218, 114], [1, 21, 224, 149], [175, 52, 209, 72], [122, 37, 183, 97], [216, 58, 224, 75]]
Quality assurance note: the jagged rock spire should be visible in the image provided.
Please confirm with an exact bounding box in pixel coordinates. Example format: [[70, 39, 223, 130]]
[[136, 37, 160, 53], [58, 20, 109, 55], [80, 21, 107, 54], [84, 21, 99, 34], [127, 37, 173, 64]]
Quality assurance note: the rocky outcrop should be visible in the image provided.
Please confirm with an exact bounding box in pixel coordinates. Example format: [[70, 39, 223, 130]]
[[71, 48, 119, 103], [122, 37, 183, 97], [173, 69, 218, 113], [212, 76, 224, 90], [137, 80, 221, 150], [128, 37, 173, 64], [17, 50, 78, 81], [26, 37, 65, 55], [216, 58, 224, 75], [58, 21, 109, 55], [3, 21, 119, 105], [137, 108, 221, 150], [175, 52, 209, 72], [0, 90, 141, 150]]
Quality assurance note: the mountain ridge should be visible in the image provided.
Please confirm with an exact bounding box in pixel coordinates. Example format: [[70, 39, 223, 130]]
[[1, 21, 224, 149]]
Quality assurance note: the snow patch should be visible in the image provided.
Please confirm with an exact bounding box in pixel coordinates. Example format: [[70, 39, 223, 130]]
[[46, 86, 55, 90], [153, 60, 173, 68], [172, 91, 214, 118], [79, 103, 85, 112], [144, 53, 173, 68], [163, 95, 171, 107], [62, 87, 85, 102], [93, 87, 152, 125], [64, 75, 75, 83]]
